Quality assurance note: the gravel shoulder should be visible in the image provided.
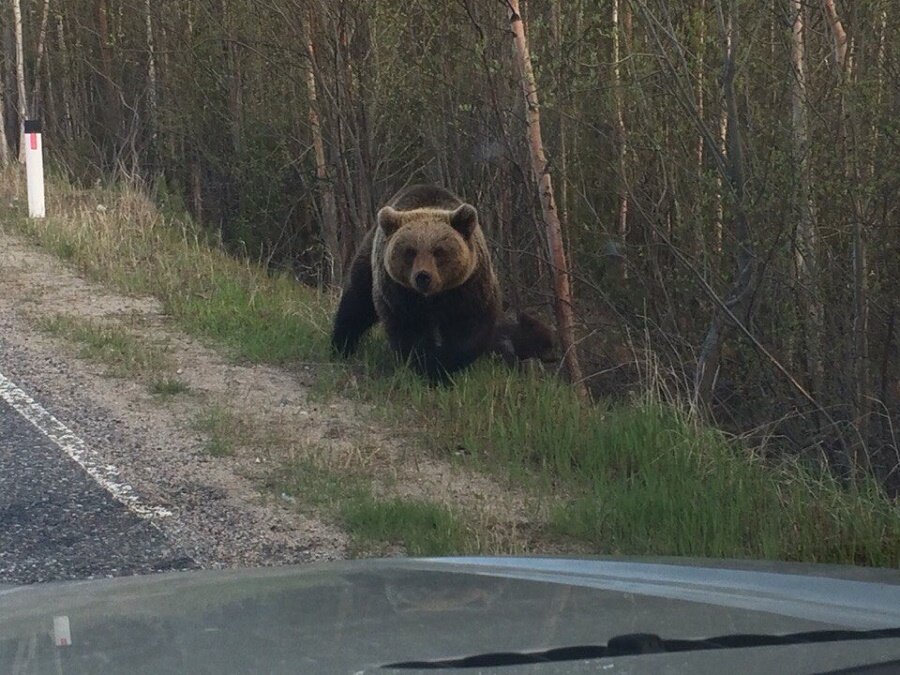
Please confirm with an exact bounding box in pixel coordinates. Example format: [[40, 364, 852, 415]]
[[0, 230, 348, 573], [0, 226, 539, 578]]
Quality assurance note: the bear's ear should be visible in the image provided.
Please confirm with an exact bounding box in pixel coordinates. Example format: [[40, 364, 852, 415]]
[[377, 206, 402, 237], [449, 203, 478, 238]]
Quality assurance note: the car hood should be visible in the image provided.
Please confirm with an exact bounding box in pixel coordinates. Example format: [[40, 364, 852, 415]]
[[2, 556, 899, 674]]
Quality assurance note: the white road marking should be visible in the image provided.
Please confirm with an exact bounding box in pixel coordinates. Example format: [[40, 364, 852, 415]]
[[0, 370, 173, 520]]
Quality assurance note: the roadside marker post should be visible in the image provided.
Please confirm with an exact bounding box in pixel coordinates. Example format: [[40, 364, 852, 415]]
[[24, 119, 46, 219]]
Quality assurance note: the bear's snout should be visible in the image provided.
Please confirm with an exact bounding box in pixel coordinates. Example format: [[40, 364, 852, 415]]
[[413, 270, 433, 293]]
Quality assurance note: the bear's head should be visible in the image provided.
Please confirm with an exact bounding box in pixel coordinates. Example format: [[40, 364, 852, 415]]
[[378, 203, 479, 296]]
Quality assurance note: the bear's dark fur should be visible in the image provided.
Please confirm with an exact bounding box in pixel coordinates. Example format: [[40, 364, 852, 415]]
[[493, 312, 556, 365], [331, 184, 501, 382]]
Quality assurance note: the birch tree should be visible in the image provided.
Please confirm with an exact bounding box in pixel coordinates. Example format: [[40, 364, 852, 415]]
[[0, 82, 9, 165], [612, 0, 628, 277], [302, 7, 340, 284], [693, 0, 755, 410], [789, 0, 822, 396], [0, 13, 9, 166], [221, 0, 242, 156], [53, 13, 73, 137], [144, 0, 157, 150], [828, 2, 868, 456], [12, 0, 26, 162], [505, 0, 586, 397], [29, 0, 51, 114], [822, 0, 848, 70]]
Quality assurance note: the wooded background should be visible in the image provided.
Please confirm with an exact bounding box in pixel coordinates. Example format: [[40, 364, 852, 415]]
[[1, 0, 897, 486]]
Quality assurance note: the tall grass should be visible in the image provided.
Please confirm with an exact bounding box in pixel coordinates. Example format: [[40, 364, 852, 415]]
[[3, 171, 898, 566], [2, 174, 332, 364], [277, 458, 471, 556], [314, 334, 900, 565], [341, 497, 470, 556], [369, 361, 900, 566]]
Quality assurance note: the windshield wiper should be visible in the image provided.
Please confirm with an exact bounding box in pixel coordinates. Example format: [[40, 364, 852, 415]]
[[383, 627, 900, 669]]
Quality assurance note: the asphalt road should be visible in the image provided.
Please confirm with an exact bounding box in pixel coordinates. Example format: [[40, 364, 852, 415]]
[[0, 393, 196, 585]]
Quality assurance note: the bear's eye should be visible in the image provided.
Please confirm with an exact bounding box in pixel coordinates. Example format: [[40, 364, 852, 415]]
[[433, 246, 445, 259], [403, 247, 416, 262]]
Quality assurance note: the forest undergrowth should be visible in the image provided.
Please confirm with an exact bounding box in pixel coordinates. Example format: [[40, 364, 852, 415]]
[[2, 170, 897, 566]]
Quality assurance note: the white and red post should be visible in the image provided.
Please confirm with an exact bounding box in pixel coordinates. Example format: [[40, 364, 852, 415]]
[[24, 119, 45, 218]]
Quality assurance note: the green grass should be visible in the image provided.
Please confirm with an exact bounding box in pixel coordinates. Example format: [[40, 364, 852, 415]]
[[276, 458, 365, 508], [36, 314, 169, 377], [192, 404, 250, 457], [341, 497, 469, 556], [425, 366, 900, 565], [1, 176, 332, 365], [171, 275, 329, 364], [323, 349, 900, 565], [149, 377, 191, 396], [277, 458, 470, 556], [4, 171, 899, 565]]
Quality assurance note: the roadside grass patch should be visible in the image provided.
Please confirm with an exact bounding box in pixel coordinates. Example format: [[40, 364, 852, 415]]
[[36, 314, 170, 378], [278, 457, 471, 556], [5, 170, 899, 566], [170, 274, 330, 364], [341, 497, 469, 556], [327, 356, 900, 565], [423, 368, 900, 566], [149, 377, 191, 397], [1, 174, 332, 365], [54, 239, 78, 261], [192, 404, 251, 457], [276, 458, 367, 509]]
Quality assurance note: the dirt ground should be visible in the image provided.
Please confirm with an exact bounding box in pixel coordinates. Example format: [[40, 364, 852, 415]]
[[0, 227, 538, 568]]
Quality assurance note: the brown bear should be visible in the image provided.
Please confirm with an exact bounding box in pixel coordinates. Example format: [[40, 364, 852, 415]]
[[331, 184, 502, 382], [492, 311, 556, 366]]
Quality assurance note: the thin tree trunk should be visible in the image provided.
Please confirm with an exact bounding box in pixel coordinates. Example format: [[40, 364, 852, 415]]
[[612, 0, 628, 279], [221, 0, 242, 156], [12, 0, 27, 163], [335, 6, 361, 269], [789, 0, 822, 396], [852, 181, 869, 443], [848, 61, 869, 461], [870, 7, 887, 183], [191, 157, 203, 221], [821, 0, 848, 70], [341, 5, 373, 248], [144, 0, 158, 152], [0, 80, 9, 166], [551, 0, 575, 274], [0, 15, 10, 167], [551, 0, 568, 228], [506, 0, 587, 398], [54, 14, 73, 138], [29, 0, 51, 114], [696, 0, 705, 170], [713, 15, 729, 254], [42, 21, 56, 136], [823, 1, 867, 464], [303, 8, 340, 285], [95, 0, 114, 101], [694, 0, 755, 410], [95, 0, 117, 162]]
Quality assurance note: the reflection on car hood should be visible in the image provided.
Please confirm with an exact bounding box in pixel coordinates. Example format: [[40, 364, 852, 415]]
[[2, 556, 900, 674]]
